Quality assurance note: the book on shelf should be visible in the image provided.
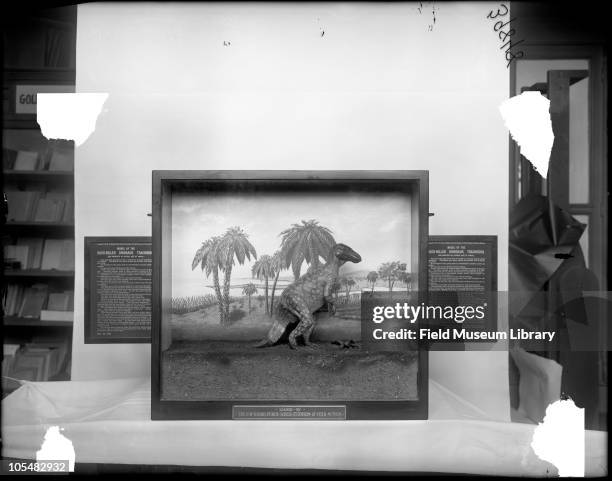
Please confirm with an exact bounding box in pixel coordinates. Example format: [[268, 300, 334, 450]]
[[48, 150, 74, 172], [3, 148, 18, 170], [40, 239, 62, 270], [4, 245, 29, 270], [27, 336, 69, 379], [42, 289, 73, 321], [59, 240, 75, 271], [5, 190, 42, 222], [18, 284, 48, 319], [16, 238, 45, 269], [40, 310, 73, 322], [62, 199, 74, 224], [44, 191, 72, 223], [46, 292, 70, 311], [15, 351, 47, 381], [33, 198, 65, 222], [3, 285, 25, 316], [13, 151, 40, 171], [40, 239, 74, 271], [4, 344, 21, 358], [66, 290, 74, 311], [10, 366, 38, 382], [4, 336, 69, 383], [3, 346, 20, 379]]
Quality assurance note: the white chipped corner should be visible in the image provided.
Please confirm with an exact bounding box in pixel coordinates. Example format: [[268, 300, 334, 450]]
[[531, 398, 585, 477], [499, 91, 554, 179], [37, 93, 108, 147], [36, 426, 76, 472]]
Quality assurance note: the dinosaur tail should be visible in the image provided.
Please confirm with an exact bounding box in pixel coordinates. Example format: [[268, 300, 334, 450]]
[[254, 312, 293, 348]]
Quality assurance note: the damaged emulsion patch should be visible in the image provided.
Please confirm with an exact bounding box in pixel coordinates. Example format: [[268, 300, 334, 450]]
[[499, 91, 554, 178], [531, 398, 585, 477], [36, 426, 76, 471], [37, 93, 108, 147]]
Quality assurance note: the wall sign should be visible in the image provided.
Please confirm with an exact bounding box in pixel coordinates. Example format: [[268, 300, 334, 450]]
[[85, 237, 152, 343], [14, 85, 75, 115], [428, 235, 498, 333]]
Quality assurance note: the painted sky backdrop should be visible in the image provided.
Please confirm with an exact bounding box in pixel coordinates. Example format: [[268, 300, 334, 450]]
[[172, 191, 412, 297]]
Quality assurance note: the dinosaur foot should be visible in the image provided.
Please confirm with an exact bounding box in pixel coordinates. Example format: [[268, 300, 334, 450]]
[[253, 339, 272, 348], [289, 341, 320, 351]]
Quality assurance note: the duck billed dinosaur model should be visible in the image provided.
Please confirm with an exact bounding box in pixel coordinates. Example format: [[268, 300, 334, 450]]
[[255, 243, 361, 349]]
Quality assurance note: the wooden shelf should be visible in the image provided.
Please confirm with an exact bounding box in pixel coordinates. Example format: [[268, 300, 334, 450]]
[[5, 221, 73, 227], [4, 269, 74, 278], [3, 170, 74, 182], [4, 220, 73, 227], [3, 221, 74, 235], [3, 119, 42, 130], [3, 316, 73, 327]]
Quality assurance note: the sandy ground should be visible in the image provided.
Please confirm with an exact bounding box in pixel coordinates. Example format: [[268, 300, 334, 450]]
[[161, 340, 419, 401]]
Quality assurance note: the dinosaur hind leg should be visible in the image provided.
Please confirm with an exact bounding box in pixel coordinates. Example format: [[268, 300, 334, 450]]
[[254, 308, 294, 348], [285, 302, 316, 350], [301, 322, 319, 349]]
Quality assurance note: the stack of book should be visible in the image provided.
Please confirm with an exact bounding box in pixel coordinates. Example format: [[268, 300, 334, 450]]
[[3, 336, 70, 382], [41, 290, 74, 322], [4, 238, 74, 271]]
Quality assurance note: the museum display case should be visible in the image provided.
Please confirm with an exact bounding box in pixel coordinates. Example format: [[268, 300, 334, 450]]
[[151, 170, 429, 420]]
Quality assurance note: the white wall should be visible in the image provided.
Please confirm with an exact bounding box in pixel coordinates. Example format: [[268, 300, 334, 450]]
[[74, 2, 509, 419]]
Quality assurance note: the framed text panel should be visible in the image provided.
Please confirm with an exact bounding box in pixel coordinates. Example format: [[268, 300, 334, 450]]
[[84, 237, 152, 344]]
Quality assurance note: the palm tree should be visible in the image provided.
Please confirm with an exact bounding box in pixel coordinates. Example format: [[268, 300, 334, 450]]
[[341, 277, 356, 299], [366, 271, 379, 293], [378, 261, 399, 298], [269, 250, 287, 313], [242, 283, 258, 313], [397, 270, 412, 293], [251, 254, 274, 314], [328, 279, 342, 314], [192, 236, 225, 324], [218, 226, 257, 324], [378, 261, 408, 299], [279, 219, 336, 279]]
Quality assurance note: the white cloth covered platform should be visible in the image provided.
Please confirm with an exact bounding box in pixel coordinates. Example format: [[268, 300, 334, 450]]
[[1, 377, 607, 475]]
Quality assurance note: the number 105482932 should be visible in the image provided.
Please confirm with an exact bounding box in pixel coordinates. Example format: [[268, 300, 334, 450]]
[[2, 460, 70, 474]]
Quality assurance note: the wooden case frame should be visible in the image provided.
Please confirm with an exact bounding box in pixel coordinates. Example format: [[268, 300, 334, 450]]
[[151, 170, 429, 420]]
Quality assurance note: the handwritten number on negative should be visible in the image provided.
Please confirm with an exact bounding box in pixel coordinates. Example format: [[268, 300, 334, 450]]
[[487, 4, 508, 19]]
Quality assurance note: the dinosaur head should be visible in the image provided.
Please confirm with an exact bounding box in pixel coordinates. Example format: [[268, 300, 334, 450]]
[[331, 243, 362, 264]]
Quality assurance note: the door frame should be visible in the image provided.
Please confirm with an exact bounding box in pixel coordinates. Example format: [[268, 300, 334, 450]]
[[509, 44, 607, 291]]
